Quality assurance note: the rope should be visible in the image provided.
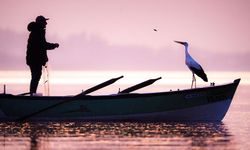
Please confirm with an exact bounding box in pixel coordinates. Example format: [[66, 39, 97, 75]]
[[43, 63, 50, 96]]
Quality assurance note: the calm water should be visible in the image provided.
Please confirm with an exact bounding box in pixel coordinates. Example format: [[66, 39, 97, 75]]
[[0, 85, 249, 150]]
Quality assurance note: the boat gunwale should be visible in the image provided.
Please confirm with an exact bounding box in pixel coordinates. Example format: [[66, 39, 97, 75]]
[[0, 78, 240, 101]]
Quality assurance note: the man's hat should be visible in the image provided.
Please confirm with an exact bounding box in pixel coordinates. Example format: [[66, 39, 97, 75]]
[[35, 15, 49, 23]]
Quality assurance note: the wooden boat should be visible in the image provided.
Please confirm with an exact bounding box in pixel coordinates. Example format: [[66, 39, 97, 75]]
[[0, 78, 240, 122]]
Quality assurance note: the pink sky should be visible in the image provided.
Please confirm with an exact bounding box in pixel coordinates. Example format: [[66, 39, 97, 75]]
[[0, 0, 250, 71]]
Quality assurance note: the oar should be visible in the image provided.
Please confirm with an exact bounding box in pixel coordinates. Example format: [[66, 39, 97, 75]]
[[18, 75, 124, 121], [17, 92, 31, 96], [78, 76, 123, 96], [119, 77, 162, 94]]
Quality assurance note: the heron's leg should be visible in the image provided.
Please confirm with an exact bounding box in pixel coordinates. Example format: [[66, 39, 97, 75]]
[[194, 74, 196, 88], [191, 73, 194, 88]]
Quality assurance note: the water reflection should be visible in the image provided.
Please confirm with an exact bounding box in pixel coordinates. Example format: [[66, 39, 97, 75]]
[[0, 122, 234, 150]]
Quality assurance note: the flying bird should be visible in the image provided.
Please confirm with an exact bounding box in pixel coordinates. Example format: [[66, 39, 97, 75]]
[[153, 29, 158, 32], [174, 41, 208, 88]]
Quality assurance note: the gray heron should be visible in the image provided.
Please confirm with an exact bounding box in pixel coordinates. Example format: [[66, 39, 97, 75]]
[[174, 41, 208, 88]]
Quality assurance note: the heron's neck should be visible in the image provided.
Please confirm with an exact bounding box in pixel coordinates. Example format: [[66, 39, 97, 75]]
[[184, 46, 189, 57]]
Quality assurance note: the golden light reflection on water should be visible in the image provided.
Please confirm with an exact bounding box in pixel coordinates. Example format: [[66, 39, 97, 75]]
[[0, 137, 31, 150], [0, 122, 235, 150]]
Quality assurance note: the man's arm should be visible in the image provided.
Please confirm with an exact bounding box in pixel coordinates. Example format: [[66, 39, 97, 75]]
[[45, 42, 59, 50]]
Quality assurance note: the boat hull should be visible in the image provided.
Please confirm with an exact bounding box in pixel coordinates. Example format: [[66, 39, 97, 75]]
[[0, 79, 240, 122]]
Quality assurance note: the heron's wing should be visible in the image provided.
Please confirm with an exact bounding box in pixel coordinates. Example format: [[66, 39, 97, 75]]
[[189, 66, 208, 82], [185, 55, 201, 70]]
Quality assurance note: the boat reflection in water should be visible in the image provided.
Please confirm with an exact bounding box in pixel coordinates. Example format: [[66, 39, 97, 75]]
[[0, 122, 235, 149]]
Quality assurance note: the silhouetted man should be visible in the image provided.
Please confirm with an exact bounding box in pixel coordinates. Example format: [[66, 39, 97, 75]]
[[26, 15, 59, 95]]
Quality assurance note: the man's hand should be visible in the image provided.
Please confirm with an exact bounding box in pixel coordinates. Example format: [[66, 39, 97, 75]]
[[54, 43, 59, 48]]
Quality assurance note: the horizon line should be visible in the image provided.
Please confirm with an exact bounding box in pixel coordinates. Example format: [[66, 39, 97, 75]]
[[0, 70, 248, 85]]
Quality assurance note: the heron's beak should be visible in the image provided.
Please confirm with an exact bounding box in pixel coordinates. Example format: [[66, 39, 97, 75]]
[[174, 41, 186, 45]]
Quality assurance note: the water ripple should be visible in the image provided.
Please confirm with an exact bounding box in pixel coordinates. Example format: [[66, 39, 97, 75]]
[[0, 122, 235, 150]]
